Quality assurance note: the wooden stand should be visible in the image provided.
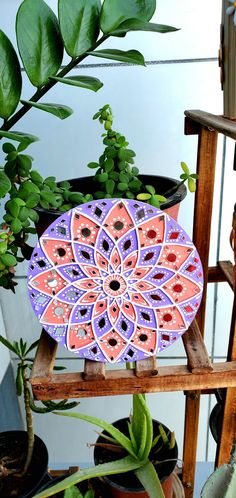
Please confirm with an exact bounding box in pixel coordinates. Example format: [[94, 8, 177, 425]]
[[30, 110, 236, 498]]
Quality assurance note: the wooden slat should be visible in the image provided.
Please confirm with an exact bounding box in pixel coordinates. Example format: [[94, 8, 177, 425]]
[[135, 357, 158, 378], [182, 392, 201, 498], [30, 360, 236, 400], [31, 329, 58, 380], [215, 387, 236, 467], [83, 359, 106, 381], [208, 262, 234, 288], [182, 321, 213, 373], [185, 110, 236, 140]]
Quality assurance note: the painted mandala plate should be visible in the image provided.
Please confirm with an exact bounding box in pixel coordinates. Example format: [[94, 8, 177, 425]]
[[27, 199, 203, 363]]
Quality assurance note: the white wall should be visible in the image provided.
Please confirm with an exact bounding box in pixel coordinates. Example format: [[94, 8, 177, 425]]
[[1, 0, 235, 472]]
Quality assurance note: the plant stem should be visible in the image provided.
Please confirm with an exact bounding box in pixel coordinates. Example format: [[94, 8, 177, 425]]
[[0, 34, 108, 137], [21, 363, 34, 476]]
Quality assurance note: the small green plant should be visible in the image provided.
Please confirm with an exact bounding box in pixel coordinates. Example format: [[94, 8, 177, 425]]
[[64, 486, 94, 498], [33, 394, 176, 498], [0, 335, 78, 478]]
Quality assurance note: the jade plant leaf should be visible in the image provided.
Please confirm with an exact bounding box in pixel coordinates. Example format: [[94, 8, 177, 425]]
[[0, 171, 11, 199], [16, 0, 63, 88], [58, 0, 101, 57], [51, 76, 103, 92], [87, 49, 145, 65], [111, 19, 179, 36], [100, 0, 156, 34], [21, 101, 73, 120], [0, 31, 22, 120]]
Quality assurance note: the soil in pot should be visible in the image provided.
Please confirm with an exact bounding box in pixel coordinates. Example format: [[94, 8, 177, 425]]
[[0, 431, 48, 498], [94, 418, 178, 498]]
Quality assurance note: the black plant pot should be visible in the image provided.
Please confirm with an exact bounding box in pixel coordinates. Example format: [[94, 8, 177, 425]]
[[0, 431, 48, 498], [94, 417, 178, 498], [35, 174, 187, 237]]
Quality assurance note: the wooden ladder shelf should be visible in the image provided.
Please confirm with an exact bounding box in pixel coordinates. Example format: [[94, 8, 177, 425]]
[[30, 110, 236, 498]]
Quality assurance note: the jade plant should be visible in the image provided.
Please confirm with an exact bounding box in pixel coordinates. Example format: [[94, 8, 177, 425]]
[[33, 394, 176, 498], [0, 104, 197, 292], [63, 486, 94, 498], [0, 335, 78, 478]]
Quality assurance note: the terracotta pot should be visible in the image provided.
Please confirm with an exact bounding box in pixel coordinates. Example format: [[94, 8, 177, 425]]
[[94, 418, 178, 498], [0, 431, 48, 498], [35, 174, 187, 237]]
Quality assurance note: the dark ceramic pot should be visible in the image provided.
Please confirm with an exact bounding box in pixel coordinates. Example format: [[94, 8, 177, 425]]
[[94, 418, 178, 498], [0, 431, 48, 498], [35, 174, 187, 237]]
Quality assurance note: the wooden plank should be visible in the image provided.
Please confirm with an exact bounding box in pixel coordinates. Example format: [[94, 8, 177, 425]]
[[182, 392, 201, 498], [30, 360, 236, 400], [185, 110, 236, 140], [192, 126, 218, 335], [30, 329, 58, 380], [208, 262, 234, 288], [215, 387, 236, 467], [182, 321, 213, 373], [83, 359, 106, 381], [135, 357, 158, 378]]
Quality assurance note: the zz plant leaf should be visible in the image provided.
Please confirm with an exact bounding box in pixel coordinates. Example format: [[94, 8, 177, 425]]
[[21, 101, 73, 120], [88, 49, 145, 66], [16, 0, 63, 88], [100, 0, 156, 34], [0, 30, 22, 120], [58, 0, 101, 57]]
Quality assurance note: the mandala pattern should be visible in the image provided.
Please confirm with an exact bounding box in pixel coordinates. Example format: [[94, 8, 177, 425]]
[[27, 199, 203, 363]]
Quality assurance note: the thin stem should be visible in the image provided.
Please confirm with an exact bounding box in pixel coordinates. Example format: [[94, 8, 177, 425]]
[[21, 363, 34, 476], [0, 34, 109, 137]]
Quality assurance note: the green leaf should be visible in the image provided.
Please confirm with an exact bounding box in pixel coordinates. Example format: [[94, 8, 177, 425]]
[[146, 185, 155, 195], [34, 456, 142, 497], [105, 179, 115, 194], [100, 0, 156, 34], [181, 161, 190, 175], [88, 49, 145, 66], [97, 172, 108, 182], [25, 340, 39, 355], [21, 100, 73, 120], [0, 31, 22, 119], [6, 199, 20, 218], [54, 411, 136, 458], [64, 485, 84, 498], [87, 162, 99, 169], [135, 460, 164, 498], [2, 143, 16, 154], [28, 209, 39, 223], [0, 130, 39, 144], [17, 154, 32, 176], [51, 75, 103, 92], [136, 193, 151, 201], [69, 193, 84, 204], [117, 182, 128, 192], [30, 170, 43, 183], [0, 253, 17, 267], [26, 193, 40, 208], [16, 0, 63, 88], [128, 178, 142, 191], [188, 177, 196, 193], [58, 0, 101, 57], [0, 171, 11, 199], [21, 182, 40, 196], [10, 218, 22, 234], [18, 206, 30, 222], [16, 365, 23, 396], [0, 335, 20, 356], [111, 19, 178, 36], [104, 158, 114, 172]]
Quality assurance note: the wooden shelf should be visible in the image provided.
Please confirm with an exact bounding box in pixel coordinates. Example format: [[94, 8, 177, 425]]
[[30, 110, 236, 498]]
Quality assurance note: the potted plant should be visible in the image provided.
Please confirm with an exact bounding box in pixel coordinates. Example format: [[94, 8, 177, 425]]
[[33, 394, 179, 498], [0, 335, 78, 498], [0, 0, 190, 292], [0, 103, 197, 291]]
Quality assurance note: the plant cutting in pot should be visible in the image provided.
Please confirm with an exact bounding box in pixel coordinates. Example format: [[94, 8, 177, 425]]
[[0, 335, 78, 498], [33, 394, 178, 498], [0, 104, 197, 291], [0, 0, 179, 291]]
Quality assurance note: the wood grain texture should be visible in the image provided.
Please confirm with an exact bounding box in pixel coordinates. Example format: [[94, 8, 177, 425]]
[[83, 359, 106, 381], [185, 110, 236, 140], [30, 361, 236, 400], [182, 321, 212, 373], [30, 329, 58, 380], [182, 392, 201, 498], [135, 356, 158, 377], [215, 387, 236, 467]]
